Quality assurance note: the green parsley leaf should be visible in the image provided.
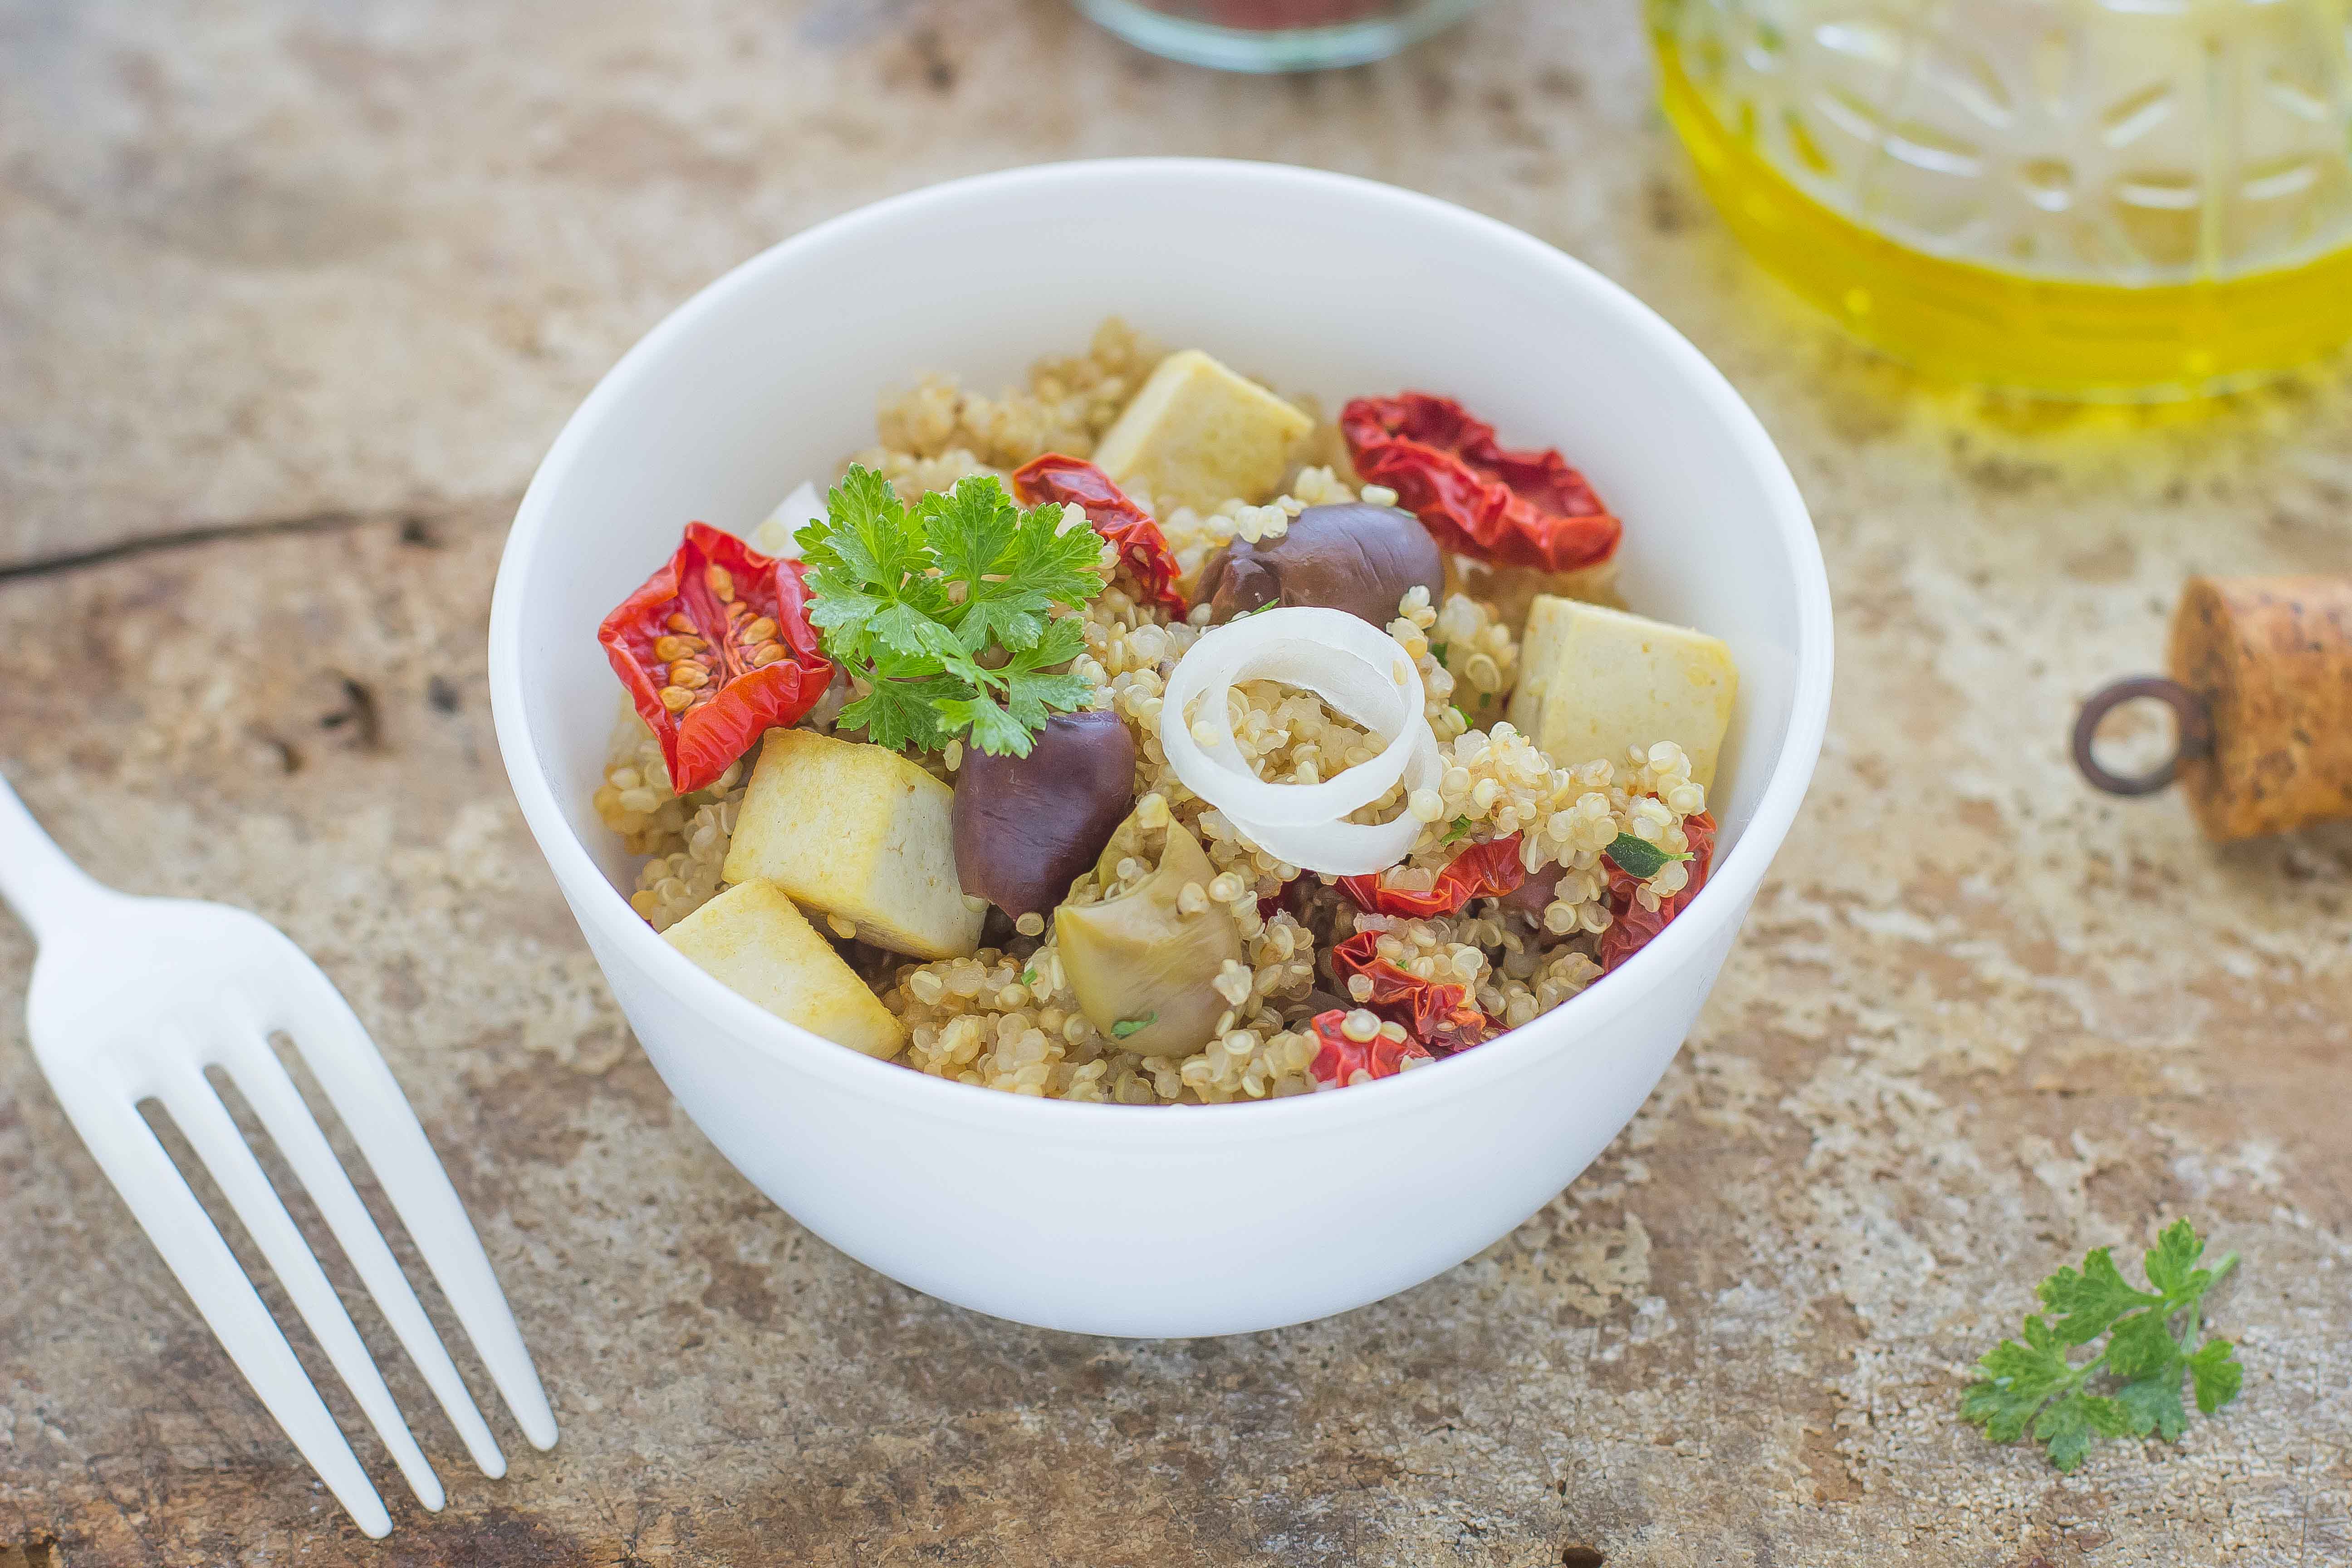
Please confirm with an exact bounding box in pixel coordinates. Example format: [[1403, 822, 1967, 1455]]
[[799, 468, 1107, 757], [1111, 1013, 1156, 1039], [1447, 705, 1468, 728], [920, 479, 1101, 655], [1021, 968, 1038, 986], [1441, 815, 1475, 845], [2102, 1307, 2183, 1380], [1958, 1314, 2075, 1443], [1429, 642, 1450, 663], [2039, 1247, 2161, 1346], [2143, 1217, 2212, 1298], [2035, 1392, 2134, 1473], [938, 692, 1034, 759], [1960, 1219, 2242, 1472], [2116, 1371, 2188, 1441], [837, 662, 960, 755], [1602, 832, 1693, 881], [2187, 1338, 2244, 1415]]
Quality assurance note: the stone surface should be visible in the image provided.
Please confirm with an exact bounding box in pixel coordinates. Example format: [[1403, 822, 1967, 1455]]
[[4, 1, 2351, 1563]]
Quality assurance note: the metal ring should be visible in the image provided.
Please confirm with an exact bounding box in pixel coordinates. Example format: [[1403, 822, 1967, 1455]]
[[2072, 676, 2215, 796]]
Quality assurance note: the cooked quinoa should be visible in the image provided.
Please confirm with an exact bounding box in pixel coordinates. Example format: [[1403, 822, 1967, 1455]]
[[593, 320, 1726, 1103]]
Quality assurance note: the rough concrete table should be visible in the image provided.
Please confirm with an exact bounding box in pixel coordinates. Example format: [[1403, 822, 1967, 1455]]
[[3, 3, 2348, 1563]]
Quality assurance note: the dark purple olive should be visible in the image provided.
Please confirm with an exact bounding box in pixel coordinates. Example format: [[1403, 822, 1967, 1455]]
[[953, 710, 1137, 917], [1288, 988, 1355, 1023], [1500, 865, 1561, 918], [1196, 502, 1444, 629]]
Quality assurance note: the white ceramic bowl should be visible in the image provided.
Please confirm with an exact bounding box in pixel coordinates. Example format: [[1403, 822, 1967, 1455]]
[[489, 159, 1831, 1338]]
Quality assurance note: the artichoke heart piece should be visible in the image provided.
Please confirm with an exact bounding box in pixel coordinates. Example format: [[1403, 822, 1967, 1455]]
[[1055, 821, 1244, 1060]]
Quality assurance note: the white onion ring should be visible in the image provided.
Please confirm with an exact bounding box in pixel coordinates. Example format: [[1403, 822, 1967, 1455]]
[[1159, 607, 1440, 876], [1162, 609, 1424, 827], [1216, 730, 1441, 876]]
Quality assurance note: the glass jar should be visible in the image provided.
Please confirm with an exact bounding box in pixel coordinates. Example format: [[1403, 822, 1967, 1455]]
[[1078, 0, 1484, 72], [1653, 0, 2352, 398]]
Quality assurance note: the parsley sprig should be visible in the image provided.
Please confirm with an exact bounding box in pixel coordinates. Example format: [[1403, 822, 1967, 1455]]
[[1960, 1219, 2243, 1472], [797, 467, 1105, 757]]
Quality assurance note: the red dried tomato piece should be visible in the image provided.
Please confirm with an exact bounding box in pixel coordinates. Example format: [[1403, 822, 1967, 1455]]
[[1305, 1009, 1433, 1088], [1329, 930, 1494, 1057], [1340, 393, 1622, 573], [598, 523, 834, 795], [1338, 833, 1528, 919], [1598, 812, 1716, 971], [1011, 455, 1187, 615]]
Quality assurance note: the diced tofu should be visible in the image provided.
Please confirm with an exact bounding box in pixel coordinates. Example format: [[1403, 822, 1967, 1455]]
[[723, 728, 985, 960], [1093, 348, 1312, 514], [664, 880, 906, 1059], [1505, 596, 1739, 791]]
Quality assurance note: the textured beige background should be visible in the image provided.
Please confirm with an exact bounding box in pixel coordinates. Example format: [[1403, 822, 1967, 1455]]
[[2, 2, 2349, 1563]]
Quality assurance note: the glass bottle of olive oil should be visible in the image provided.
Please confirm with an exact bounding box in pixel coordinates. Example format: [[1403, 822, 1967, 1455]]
[[1653, 0, 2352, 398]]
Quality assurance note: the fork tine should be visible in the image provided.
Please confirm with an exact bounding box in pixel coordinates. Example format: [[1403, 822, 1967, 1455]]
[[42, 1070, 394, 1538], [153, 1060, 446, 1513], [267, 962, 559, 1451], [214, 1029, 508, 1478]]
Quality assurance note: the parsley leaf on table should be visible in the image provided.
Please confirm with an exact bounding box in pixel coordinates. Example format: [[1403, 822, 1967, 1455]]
[[1960, 1219, 2243, 1472], [797, 466, 1106, 757]]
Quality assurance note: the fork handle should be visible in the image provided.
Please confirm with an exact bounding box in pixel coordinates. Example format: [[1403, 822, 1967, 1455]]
[[0, 772, 113, 946]]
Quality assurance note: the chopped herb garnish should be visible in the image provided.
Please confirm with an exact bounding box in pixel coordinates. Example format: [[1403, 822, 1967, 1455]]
[[1429, 642, 1450, 663], [1447, 705, 1467, 728], [1960, 1219, 2243, 1472], [796, 466, 1105, 757], [1602, 832, 1692, 881], [1110, 1013, 1156, 1039], [1441, 815, 1475, 844], [1021, 968, 1038, 986]]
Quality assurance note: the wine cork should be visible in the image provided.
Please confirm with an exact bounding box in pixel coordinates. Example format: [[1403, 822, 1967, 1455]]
[[2166, 575, 2352, 841]]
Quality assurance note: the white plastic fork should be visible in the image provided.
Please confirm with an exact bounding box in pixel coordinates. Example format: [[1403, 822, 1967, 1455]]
[[0, 773, 557, 1536]]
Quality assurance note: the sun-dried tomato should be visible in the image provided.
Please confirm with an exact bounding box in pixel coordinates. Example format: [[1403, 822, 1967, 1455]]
[[1304, 1009, 1433, 1088], [1329, 930, 1494, 1056], [1340, 393, 1621, 573], [1338, 833, 1527, 919], [598, 523, 833, 795], [1598, 812, 1716, 971], [1010, 455, 1187, 615]]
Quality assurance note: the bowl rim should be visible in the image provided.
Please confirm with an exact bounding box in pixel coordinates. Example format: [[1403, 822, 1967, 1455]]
[[487, 155, 1833, 1139]]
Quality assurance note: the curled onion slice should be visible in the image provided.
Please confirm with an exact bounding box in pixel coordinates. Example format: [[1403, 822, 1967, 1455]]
[[1162, 608, 1424, 827], [1159, 607, 1441, 876], [1216, 733, 1441, 876]]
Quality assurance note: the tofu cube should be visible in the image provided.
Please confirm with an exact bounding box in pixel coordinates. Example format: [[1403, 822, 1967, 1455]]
[[1506, 596, 1739, 791], [723, 727, 985, 960], [1093, 348, 1312, 514], [664, 880, 905, 1059]]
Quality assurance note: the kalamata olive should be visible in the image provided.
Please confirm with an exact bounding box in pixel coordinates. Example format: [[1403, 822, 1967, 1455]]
[[1289, 988, 1355, 1022], [1196, 502, 1445, 628], [1500, 865, 1561, 917], [952, 710, 1137, 917]]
